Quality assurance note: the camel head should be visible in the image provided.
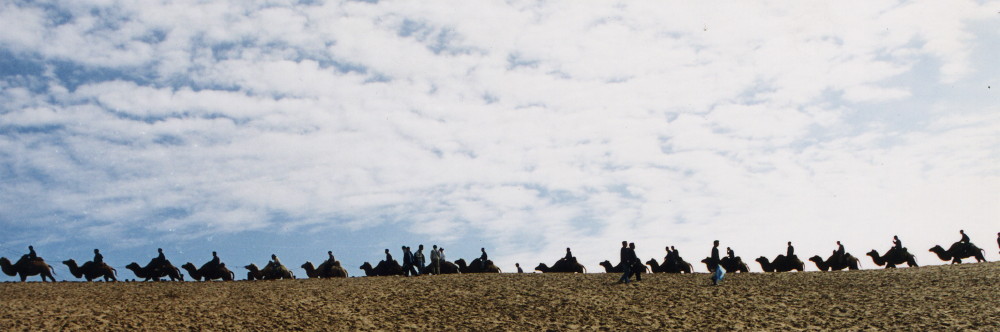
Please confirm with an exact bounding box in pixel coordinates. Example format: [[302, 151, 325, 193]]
[[534, 263, 548, 272], [359, 262, 373, 271], [125, 262, 141, 271], [301, 261, 314, 270], [181, 262, 196, 271], [755, 256, 769, 264], [244, 264, 260, 272], [808, 256, 823, 264], [599, 260, 613, 268], [928, 245, 945, 253], [0, 257, 16, 277], [454, 259, 467, 268]]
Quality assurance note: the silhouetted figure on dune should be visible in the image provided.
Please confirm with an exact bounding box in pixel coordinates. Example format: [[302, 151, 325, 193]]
[[1, 247, 56, 282], [929, 231, 986, 264]]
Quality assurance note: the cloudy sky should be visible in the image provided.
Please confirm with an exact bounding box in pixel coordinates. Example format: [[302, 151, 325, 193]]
[[1, 0, 998, 279]]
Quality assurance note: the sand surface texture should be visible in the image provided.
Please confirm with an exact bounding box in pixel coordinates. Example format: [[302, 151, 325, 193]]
[[1, 262, 997, 330]]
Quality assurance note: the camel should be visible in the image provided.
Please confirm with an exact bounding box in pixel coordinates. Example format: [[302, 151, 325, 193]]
[[455, 258, 502, 273], [599, 260, 645, 273], [245, 262, 295, 280], [866, 248, 918, 268], [418, 260, 460, 275], [645, 258, 692, 274], [125, 260, 183, 281], [302, 261, 348, 278], [534, 258, 586, 273], [808, 253, 861, 271], [755, 255, 804, 272], [0, 256, 56, 282], [62, 259, 117, 281], [181, 262, 235, 281], [929, 242, 986, 264], [359, 260, 404, 277], [701, 256, 750, 273]]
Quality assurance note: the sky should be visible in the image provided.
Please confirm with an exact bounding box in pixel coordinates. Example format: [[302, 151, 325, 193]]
[[0, 0, 998, 280]]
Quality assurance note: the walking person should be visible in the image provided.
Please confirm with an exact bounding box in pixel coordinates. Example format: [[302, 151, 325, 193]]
[[516, 263, 523, 273], [709, 240, 721, 272], [617, 241, 633, 284], [628, 242, 642, 282]]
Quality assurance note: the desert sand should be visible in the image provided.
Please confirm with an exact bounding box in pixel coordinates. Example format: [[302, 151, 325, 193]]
[[1, 262, 998, 330]]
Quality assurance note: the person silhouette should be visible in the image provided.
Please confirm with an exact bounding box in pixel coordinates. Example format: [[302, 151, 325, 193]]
[[516, 263, 523, 273], [384, 249, 393, 262], [628, 242, 642, 282], [959, 230, 970, 244], [726, 247, 735, 259], [892, 236, 903, 251], [479, 248, 489, 271], [93, 249, 103, 264], [710, 240, 720, 272], [402, 246, 417, 276], [786, 241, 795, 258], [617, 241, 633, 284], [414, 245, 425, 272], [270, 254, 281, 267], [210, 251, 221, 267], [430, 245, 440, 274], [28, 246, 37, 260]]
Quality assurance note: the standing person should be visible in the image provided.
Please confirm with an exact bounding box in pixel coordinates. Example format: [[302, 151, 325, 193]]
[[402, 246, 418, 276], [430, 245, 440, 275], [617, 241, 632, 284], [414, 245, 426, 273], [628, 243, 642, 282], [516, 263, 523, 273], [710, 240, 721, 272], [959, 230, 970, 244], [479, 248, 489, 271], [438, 248, 446, 265], [93, 249, 104, 265]]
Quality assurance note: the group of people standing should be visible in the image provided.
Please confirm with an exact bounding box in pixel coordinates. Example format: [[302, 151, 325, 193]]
[[389, 244, 448, 276]]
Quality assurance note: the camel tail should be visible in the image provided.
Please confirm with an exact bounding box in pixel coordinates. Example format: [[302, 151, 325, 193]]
[[48, 264, 57, 276]]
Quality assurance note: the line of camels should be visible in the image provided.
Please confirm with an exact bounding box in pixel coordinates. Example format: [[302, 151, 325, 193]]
[[0, 238, 992, 282]]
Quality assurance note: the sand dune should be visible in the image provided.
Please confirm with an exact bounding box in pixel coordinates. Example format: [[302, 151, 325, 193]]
[[1, 262, 997, 330]]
